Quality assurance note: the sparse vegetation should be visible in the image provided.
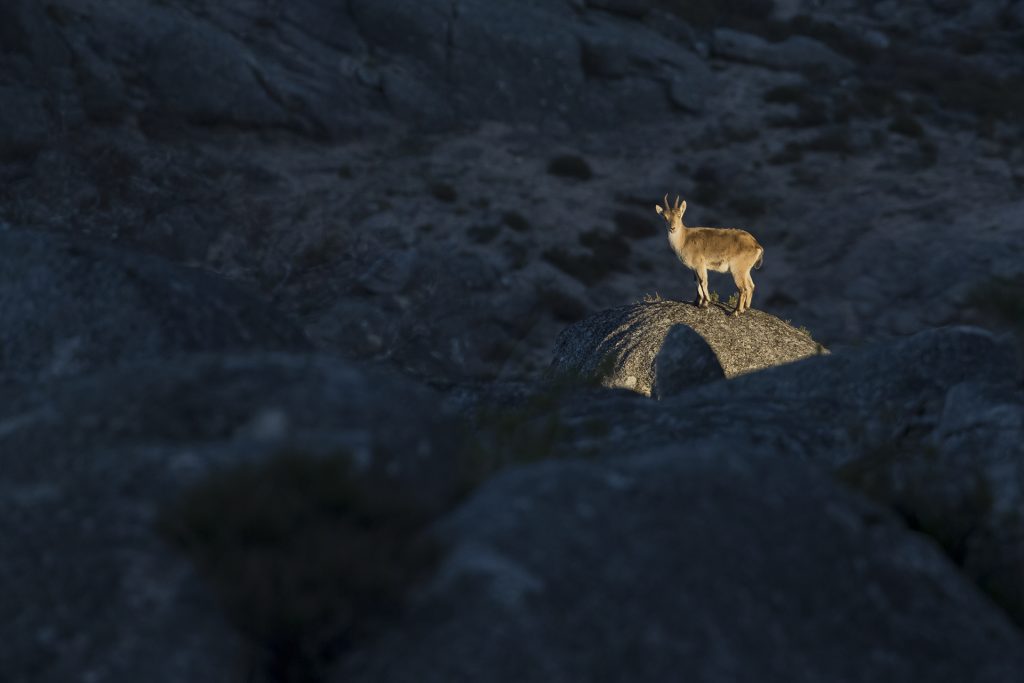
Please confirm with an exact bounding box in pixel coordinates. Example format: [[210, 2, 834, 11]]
[[544, 287, 587, 322], [802, 127, 856, 155], [502, 210, 531, 232], [467, 223, 501, 244], [429, 181, 458, 203], [547, 154, 593, 180], [157, 452, 440, 683], [727, 195, 768, 220], [613, 210, 657, 239], [543, 247, 610, 285], [889, 113, 924, 138], [967, 276, 1024, 335], [767, 142, 803, 165]]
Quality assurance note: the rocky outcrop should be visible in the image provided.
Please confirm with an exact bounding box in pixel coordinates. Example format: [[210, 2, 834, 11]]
[[0, 229, 309, 387], [543, 325, 1024, 627], [335, 446, 1024, 683], [0, 353, 464, 683], [712, 28, 856, 77], [549, 301, 825, 396], [841, 379, 1024, 626]]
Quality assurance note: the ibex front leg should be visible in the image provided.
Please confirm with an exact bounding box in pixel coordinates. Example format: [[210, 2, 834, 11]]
[[695, 266, 710, 308]]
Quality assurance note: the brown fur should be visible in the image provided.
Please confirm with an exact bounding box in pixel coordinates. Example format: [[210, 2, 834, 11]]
[[655, 195, 764, 316]]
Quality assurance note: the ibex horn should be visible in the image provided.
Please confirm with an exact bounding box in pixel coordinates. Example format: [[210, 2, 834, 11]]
[[674, 195, 681, 209], [663, 194, 670, 210]]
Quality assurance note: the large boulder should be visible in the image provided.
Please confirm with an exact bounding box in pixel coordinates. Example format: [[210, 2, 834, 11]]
[[712, 28, 856, 77], [0, 86, 51, 161], [549, 300, 824, 396], [0, 353, 464, 683], [144, 22, 288, 128], [0, 229, 309, 387], [544, 325, 1024, 626], [0, 0, 70, 68], [840, 379, 1024, 625], [335, 446, 1024, 682], [548, 326, 1012, 461]]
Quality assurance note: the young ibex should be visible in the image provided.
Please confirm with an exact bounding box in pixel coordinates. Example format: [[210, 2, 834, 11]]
[[655, 195, 764, 316]]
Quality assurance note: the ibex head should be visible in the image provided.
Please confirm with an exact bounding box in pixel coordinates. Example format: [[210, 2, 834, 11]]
[[654, 194, 687, 233]]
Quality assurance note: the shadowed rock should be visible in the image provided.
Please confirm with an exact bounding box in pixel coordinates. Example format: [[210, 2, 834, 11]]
[[0, 353, 463, 683], [335, 446, 1024, 683], [546, 325, 1024, 628], [0, 230, 310, 387], [549, 300, 825, 396]]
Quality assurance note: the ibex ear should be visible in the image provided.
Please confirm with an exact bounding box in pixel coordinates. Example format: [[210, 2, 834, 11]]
[[679, 201, 687, 214], [655, 205, 664, 215]]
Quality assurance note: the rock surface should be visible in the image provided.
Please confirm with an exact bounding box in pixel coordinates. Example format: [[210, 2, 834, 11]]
[[336, 447, 1024, 683], [0, 353, 463, 683], [0, 230, 310, 387], [1, 0, 1024, 680], [549, 301, 824, 396]]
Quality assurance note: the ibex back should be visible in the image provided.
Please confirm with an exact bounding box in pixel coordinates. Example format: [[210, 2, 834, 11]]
[[655, 195, 764, 316]]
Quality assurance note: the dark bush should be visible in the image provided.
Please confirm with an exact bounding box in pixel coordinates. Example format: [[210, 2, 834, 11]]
[[429, 181, 458, 202], [501, 210, 531, 232], [158, 452, 439, 683], [546, 154, 593, 180], [613, 210, 657, 239], [889, 113, 924, 137]]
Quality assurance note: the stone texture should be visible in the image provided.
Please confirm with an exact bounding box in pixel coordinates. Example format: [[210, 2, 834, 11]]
[[0, 86, 51, 160], [0, 230, 310, 387], [145, 22, 288, 128], [712, 28, 856, 76], [0, 353, 463, 683], [549, 301, 824, 396], [335, 447, 1024, 683]]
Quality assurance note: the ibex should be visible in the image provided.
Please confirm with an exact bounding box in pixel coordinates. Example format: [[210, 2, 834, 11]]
[[655, 195, 764, 316]]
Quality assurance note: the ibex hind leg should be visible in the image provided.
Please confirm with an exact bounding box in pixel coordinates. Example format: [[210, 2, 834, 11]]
[[730, 269, 746, 316], [743, 271, 755, 312]]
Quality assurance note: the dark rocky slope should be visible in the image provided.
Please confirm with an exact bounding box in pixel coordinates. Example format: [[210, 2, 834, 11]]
[[2, 0, 1024, 680]]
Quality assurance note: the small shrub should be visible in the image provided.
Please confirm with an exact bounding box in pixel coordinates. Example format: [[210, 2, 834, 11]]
[[642, 292, 664, 303], [502, 239, 530, 270], [708, 290, 720, 304], [501, 210, 531, 232], [613, 210, 657, 239], [466, 383, 579, 483], [467, 223, 501, 244], [889, 113, 924, 137], [157, 452, 439, 682], [726, 292, 739, 309], [767, 142, 803, 165], [579, 228, 631, 265], [542, 247, 609, 285], [763, 85, 807, 105], [728, 195, 768, 220], [967, 276, 1024, 331], [546, 154, 593, 180], [803, 127, 855, 155], [429, 181, 458, 203], [542, 286, 587, 322]]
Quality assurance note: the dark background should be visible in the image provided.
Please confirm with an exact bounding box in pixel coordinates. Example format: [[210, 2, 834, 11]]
[[2, 1, 1024, 681]]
